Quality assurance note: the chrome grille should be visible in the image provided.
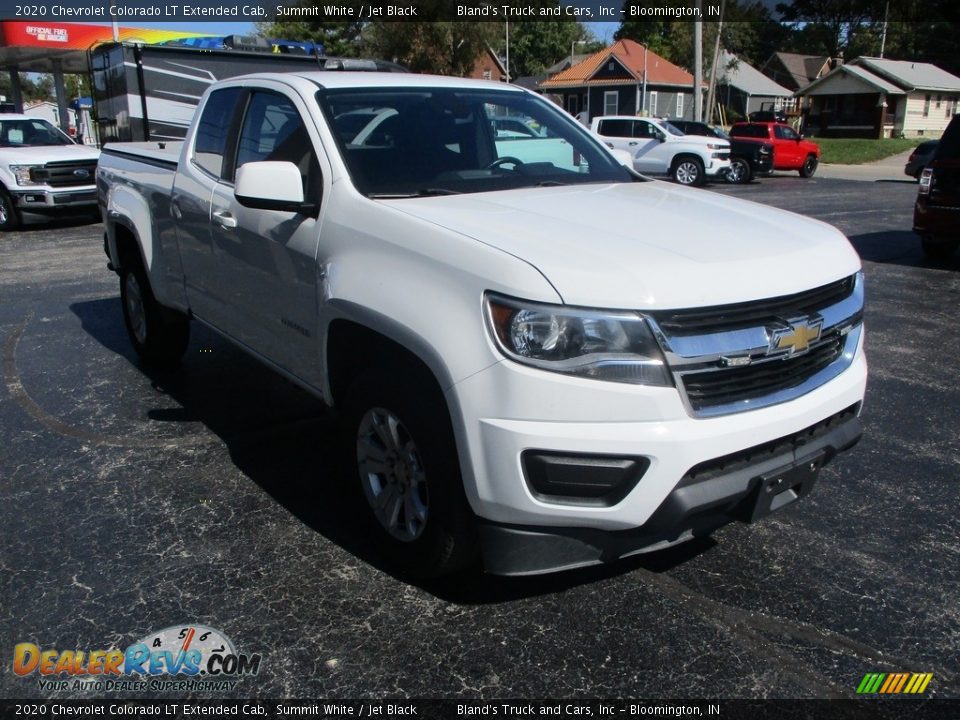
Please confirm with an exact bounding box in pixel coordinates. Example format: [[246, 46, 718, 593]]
[[681, 335, 843, 411], [647, 273, 863, 417], [653, 276, 854, 335]]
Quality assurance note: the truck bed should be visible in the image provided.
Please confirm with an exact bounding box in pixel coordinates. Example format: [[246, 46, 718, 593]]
[[101, 141, 183, 168]]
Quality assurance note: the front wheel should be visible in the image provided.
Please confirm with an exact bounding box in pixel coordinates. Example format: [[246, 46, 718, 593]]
[[0, 189, 21, 231], [799, 155, 819, 178], [120, 256, 189, 367], [725, 157, 752, 184], [672, 156, 705, 186], [345, 370, 478, 578]]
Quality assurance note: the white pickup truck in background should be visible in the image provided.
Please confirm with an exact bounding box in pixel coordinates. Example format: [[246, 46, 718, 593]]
[[591, 115, 731, 186], [0, 114, 100, 230], [98, 71, 866, 577]]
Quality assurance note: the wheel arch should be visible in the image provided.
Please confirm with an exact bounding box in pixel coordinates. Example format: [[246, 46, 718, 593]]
[[671, 152, 704, 170], [109, 217, 147, 274], [325, 311, 456, 416]]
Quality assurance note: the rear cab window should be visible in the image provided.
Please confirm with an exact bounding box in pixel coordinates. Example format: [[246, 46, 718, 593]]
[[730, 124, 769, 139], [193, 88, 244, 178]]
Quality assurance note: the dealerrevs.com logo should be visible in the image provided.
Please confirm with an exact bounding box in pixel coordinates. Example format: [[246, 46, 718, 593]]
[[13, 625, 261, 692]]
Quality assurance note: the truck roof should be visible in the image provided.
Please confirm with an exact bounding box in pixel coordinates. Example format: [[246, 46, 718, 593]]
[[227, 71, 528, 92]]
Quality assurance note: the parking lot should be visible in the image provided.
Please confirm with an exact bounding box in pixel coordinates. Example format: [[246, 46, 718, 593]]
[[1, 174, 958, 701]]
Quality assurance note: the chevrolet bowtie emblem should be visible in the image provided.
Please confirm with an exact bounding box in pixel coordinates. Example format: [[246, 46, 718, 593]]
[[770, 317, 823, 355]]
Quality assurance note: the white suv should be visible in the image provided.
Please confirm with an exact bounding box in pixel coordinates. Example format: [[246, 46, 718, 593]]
[[591, 115, 730, 186]]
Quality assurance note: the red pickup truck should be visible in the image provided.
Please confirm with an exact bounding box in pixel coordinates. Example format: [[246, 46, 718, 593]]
[[729, 122, 821, 178]]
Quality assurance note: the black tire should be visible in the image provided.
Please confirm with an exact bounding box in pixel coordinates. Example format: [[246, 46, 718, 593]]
[[0, 189, 21, 231], [725, 157, 753, 184], [799, 154, 819, 178], [344, 369, 478, 578], [671, 156, 705, 186], [119, 253, 189, 367], [921, 236, 959, 262]]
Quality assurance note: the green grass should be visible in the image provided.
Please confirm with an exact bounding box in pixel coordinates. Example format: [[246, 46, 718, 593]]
[[815, 137, 926, 165]]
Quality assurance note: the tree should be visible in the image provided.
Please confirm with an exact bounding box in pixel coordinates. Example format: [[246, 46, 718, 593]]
[[776, 0, 884, 58], [494, 21, 588, 78], [617, 1, 789, 69], [363, 23, 499, 76]]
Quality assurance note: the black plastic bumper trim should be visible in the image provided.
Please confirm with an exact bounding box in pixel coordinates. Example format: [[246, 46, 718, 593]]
[[479, 406, 863, 576]]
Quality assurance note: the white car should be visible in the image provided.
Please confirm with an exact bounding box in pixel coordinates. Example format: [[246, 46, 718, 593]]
[[591, 115, 731, 186], [0, 114, 100, 230]]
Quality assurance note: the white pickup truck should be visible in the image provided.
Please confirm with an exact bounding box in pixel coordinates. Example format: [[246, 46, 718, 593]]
[[0, 113, 99, 230], [591, 115, 731, 186], [98, 72, 866, 577]]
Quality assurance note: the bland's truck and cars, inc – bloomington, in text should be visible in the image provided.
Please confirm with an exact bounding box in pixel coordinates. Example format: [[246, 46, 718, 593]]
[[98, 70, 866, 577]]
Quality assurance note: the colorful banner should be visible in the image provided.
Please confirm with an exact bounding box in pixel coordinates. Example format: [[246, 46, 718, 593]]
[[0, 21, 205, 50]]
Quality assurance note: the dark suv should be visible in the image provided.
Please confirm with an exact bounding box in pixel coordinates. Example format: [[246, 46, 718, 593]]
[[671, 120, 773, 184], [914, 115, 960, 261]]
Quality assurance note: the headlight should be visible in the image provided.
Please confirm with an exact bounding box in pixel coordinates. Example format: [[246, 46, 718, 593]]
[[10, 165, 41, 186], [707, 143, 727, 150], [484, 293, 672, 386]]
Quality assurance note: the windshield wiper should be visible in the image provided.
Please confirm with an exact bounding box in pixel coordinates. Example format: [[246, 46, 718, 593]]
[[368, 188, 461, 199]]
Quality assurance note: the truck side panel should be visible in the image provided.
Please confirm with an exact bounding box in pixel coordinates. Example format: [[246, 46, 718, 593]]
[[98, 146, 189, 312]]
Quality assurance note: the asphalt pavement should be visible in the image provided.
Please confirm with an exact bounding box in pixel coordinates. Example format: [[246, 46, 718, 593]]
[[817, 149, 917, 183], [1, 175, 958, 705]]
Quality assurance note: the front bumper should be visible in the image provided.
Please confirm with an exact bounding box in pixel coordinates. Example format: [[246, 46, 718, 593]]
[[704, 157, 732, 177], [479, 405, 862, 575], [11, 186, 97, 212], [447, 331, 867, 574]]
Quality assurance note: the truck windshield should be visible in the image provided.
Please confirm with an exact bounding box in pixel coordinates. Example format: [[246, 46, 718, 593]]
[[317, 87, 634, 197], [0, 118, 74, 147]]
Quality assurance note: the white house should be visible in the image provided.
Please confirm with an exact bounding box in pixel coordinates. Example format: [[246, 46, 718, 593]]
[[795, 57, 960, 138]]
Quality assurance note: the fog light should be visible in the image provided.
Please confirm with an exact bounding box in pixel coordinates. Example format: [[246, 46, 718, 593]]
[[523, 451, 650, 507]]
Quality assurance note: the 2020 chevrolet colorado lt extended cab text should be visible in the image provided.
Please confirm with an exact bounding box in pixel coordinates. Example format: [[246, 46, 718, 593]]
[[98, 72, 867, 577]]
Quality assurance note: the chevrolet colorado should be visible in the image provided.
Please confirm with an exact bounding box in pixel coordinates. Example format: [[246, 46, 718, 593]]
[[98, 72, 866, 577]]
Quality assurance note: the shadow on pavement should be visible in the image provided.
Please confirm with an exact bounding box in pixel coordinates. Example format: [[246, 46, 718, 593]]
[[849, 230, 960, 271], [70, 297, 712, 603]]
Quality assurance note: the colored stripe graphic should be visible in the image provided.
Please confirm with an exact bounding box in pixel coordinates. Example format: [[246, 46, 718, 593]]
[[857, 672, 932, 694]]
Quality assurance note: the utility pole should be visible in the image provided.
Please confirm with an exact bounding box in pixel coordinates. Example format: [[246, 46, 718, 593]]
[[505, 21, 510, 82], [642, 43, 648, 115], [879, 0, 890, 58], [694, 1, 703, 121], [705, 0, 725, 125]]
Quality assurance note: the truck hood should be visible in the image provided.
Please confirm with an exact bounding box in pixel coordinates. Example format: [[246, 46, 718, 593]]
[[382, 181, 861, 309], [668, 133, 728, 148], [0, 144, 100, 165]]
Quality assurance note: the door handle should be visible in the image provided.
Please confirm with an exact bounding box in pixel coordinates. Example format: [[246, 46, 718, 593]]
[[628, 141, 638, 146], [213, 210, 237, 229]]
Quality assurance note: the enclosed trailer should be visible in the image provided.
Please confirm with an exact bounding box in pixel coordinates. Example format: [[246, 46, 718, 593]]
[[89, 39, 403, 143]]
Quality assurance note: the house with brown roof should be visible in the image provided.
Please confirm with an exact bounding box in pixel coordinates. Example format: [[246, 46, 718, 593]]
[[759, 52, 832, 93], [539, 39, 703, 122], [468, 45, 507, 83]]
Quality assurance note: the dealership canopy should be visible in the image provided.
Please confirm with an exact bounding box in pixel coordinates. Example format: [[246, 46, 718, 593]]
[[0, 21, 204, 126]]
